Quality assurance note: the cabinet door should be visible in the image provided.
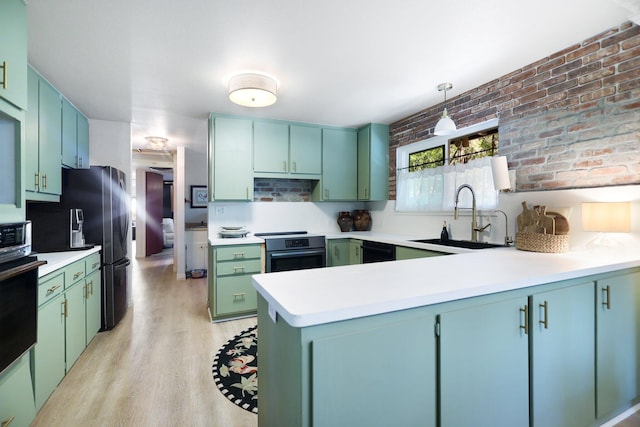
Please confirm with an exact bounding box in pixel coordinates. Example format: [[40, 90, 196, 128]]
[[61, 98, 78, 168], [215, 275, 258, 315], [0, 355, 36, 427], [321, 128, 357, 200], [210, 116, 253, 200], [531, 281, 595, 427], [33, 294, 65, 410], [290, 125, 321, 175], [253, 121, 289, 173], [357, 123, 389, 201], [76, 113, 90, 168], [25, 67, 39, 193], [85, 269, 101, 345], [0, 0, 27, 110], [38, 78, 62, 195], [327, 239, 350, 267], [596, 272, 640, 418], [349, 239, 362, 264], [311, 315, 436, 426], [65, 281, 86, 371], [440, 297, 529, 426]]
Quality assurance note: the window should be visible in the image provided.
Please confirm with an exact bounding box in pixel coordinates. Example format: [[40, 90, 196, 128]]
[[395, 119, 500, 212]]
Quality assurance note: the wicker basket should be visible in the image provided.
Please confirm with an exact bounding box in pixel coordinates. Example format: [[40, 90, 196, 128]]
[[515, 232, 570, 253]]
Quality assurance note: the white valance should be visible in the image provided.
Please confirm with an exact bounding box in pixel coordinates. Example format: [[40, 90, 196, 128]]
[[396, 156, 499, 212]]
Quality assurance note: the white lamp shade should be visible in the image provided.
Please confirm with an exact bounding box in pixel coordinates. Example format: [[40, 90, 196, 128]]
[[434, 108, 456, 135], [491, 155, 511, 190], [582, 202, 631, 232], [229, 73, 277, 107]]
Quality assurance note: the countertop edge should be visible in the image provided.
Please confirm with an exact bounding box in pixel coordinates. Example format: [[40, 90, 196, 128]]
[[37, 246, 102, 277]]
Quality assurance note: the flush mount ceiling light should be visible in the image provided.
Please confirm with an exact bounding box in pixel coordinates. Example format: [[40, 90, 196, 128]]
[[145, 136, 168, 150], [434, 82, 457, 136], [228, 73, 278, 107]]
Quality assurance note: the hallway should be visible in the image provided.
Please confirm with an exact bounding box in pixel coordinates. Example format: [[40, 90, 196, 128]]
[[31, 250, 257, 427]]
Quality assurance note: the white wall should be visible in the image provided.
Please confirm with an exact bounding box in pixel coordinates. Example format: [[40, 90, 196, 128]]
[[88, 119, 133, 305], [184, 146, 208, 225]]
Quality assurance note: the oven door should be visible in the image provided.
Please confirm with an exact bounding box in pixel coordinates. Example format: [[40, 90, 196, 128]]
[[266, 248, 326, 273]]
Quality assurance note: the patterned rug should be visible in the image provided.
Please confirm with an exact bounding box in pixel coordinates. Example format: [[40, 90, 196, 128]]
[[212, 326, 258, 414]]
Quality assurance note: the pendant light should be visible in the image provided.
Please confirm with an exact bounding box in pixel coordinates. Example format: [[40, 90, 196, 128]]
[[434, 82, 457, 136], [228, 73, 278, 107]]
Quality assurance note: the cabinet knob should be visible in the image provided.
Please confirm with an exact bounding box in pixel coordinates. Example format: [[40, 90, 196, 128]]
[[46, 284, 61, 295]]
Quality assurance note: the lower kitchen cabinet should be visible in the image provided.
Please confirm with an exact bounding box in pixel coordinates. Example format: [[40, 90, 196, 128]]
[[32, 272, 65, 410], [31, 251, 102, 411], [439, 296, 529, 426], [185, 229, 208, 274], [327, 239, 362, 266], [209, 243, 262, 321], [596, 271, 640, 418], [258, 296, 436, 427], [531, 281, 595, 427], [0, 355, 36, 427]]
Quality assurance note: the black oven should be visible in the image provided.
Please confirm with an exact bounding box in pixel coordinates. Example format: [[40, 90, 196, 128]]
[[0, 221, 46, 375], [256, 232, 326, 273]]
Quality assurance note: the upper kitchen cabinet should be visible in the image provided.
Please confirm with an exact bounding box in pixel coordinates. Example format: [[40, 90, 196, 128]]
[[0, 101, 25, 222], [62, 98, 90, 169], [253, 121, 289, 174], [253, 121, 322, 177], [0, 0, 27, 110], [357, 123, 389, 201], [26, 67, 62, 201], [289, 124, 321, 175], [315, 128, 357, 201], [209, 115, 253, 201]]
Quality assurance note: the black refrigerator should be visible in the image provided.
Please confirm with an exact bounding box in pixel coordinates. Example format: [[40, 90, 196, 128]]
[[28, 166, 130, 330]]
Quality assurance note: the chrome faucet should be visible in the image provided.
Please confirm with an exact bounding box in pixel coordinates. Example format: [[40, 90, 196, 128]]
[[495, 209, 513, 246], [454, 184, 490, 242]]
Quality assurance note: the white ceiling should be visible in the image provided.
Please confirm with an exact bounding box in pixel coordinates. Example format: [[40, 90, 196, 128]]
[[26, 0, 639, 153]]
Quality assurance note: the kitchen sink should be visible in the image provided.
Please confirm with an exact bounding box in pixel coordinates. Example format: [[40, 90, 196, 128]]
[[410, 238, 505, 249]]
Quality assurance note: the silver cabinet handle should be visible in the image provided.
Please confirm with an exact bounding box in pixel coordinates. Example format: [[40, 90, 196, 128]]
[[602, 285, 611, 310], [539, 301, 548, 329], [233, 292, 246, 301], [233, 266, 246, 273]]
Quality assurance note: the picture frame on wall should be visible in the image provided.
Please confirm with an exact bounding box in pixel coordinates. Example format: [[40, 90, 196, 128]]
[[190, 185, 208, 208]]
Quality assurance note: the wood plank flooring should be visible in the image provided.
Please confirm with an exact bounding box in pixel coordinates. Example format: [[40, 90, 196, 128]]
[[31, 249, 257, 427]]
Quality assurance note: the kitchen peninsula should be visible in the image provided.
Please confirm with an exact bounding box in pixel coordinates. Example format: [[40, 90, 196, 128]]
[[253, 243, 640, 427]]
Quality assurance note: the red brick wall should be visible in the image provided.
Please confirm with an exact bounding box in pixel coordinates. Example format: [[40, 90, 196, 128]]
[[389, 21, 640, 198]]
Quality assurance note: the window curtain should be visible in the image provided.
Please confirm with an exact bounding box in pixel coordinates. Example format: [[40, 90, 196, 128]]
[[396, 157, 499, 212]]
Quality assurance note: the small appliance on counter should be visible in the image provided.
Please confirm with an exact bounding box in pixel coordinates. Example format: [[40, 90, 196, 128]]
[[70, 208, 87, 248]]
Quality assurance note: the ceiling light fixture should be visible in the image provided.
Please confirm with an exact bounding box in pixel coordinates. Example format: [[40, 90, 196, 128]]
[[228, 73, 278, 107], [145, 136, 168, 149], [434, 82, 457, 136]]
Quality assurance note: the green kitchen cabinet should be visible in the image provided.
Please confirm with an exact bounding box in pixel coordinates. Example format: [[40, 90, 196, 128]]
[[64, 279, 86, 371], [317, 128, 357, 201], [32, 272, 65, 410], [357, 123, 389, 201], [258, 296, 437, 427], [289, 124, 321, 175], [327, 239, 361, 266], [253, 121, 289, 173], [439, 296, 529, 426], [208, 243, 262, 321], [395, 246, 447, 260], [253, 121, 322, 177], [209, 115, 253, 201], [531, 281, 595, 427], [62, 98, 90, 169], [0, 355, 36, 427], [596, 271, 640, 418], [0, 0, 28, 110], [85, 269, 102, 345], [26, 67, 62, 201], [349, 239, 362, 263]]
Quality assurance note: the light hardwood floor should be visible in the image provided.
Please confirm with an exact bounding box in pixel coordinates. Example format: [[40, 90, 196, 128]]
[[31, 248, 257, 427]]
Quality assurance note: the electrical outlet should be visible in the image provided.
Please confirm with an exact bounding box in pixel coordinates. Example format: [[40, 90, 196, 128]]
[[215, 206, 225, 216]]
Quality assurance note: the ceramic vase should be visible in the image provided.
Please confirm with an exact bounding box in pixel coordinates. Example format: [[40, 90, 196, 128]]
[[353, 210, 372, 231], [337, 211, 353, 232]]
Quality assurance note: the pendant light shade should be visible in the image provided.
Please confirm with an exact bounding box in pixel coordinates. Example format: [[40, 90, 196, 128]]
[[434, 82, 457, 136], [229, 73, 278, 107]]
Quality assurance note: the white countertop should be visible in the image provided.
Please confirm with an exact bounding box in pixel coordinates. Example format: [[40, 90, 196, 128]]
[[36, 246, 102, 277], [253, 241, 640, 328]]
